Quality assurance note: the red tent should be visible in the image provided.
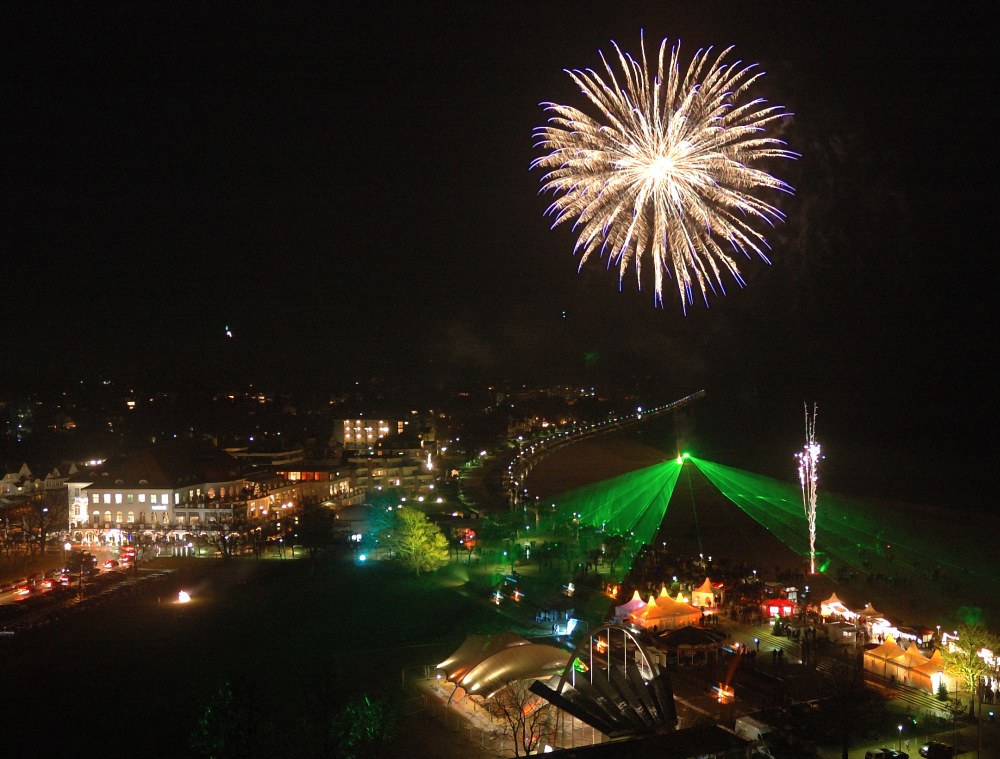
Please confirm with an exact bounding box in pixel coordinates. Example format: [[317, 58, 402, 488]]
[[761, 597, 796, 618]]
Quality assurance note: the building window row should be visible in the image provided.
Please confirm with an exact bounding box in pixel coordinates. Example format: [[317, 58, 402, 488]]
[[90, 491, 173, 506]]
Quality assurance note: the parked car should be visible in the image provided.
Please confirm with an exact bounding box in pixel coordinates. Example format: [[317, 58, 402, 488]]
[[881, 749, 909, 759], [919, 742, 953, 758]]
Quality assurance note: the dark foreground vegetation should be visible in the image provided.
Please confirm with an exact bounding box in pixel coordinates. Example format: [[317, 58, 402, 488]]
[[0, 552, 515, 758]]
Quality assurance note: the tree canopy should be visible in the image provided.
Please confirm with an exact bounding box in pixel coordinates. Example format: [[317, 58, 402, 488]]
[[941, 623, 1000, 717], [387, 508, 449, 576], [330, 695, 399, 759], [295, 499, 339, 558]]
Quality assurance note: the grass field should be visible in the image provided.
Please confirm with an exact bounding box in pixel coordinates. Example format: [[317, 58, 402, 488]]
[[0, 551, 550, 758]]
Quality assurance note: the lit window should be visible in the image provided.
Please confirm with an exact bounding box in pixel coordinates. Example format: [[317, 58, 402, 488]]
[[127, 511, 134, 523], [127, 494, 134, 504], [103, 493, 111, 504], [150, 494, 157, 505], [91, 494, 99, 504], [115, 493, 123, 504], [116, 511, 123, 523], [139, 493, 146, 503]]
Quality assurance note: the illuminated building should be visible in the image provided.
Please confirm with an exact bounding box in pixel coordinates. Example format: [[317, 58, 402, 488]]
[[337, 418, 403, 449], [64, 444, 301, 542]]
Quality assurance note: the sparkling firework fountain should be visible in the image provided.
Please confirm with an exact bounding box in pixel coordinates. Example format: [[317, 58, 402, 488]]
[[532, 34, 796, 310], [796, 403, 820, 575]]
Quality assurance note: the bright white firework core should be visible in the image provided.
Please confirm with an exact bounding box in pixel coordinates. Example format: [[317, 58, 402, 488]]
[[645, 155, 674, 182]]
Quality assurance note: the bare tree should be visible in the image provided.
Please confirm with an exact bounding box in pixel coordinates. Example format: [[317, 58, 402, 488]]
[[12, 489, 66, 556], [482, 680, 552, 757], [822, 660, 887, 759], [205, 522, 243, 560]]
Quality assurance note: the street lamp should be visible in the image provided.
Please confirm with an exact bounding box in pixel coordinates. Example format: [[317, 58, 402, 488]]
[[897, 724, 903, 750]]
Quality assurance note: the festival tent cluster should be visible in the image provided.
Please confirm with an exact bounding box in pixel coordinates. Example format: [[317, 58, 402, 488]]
[[628, 587, 703, 633], [819, 593, 934, 646], [863, 634, 949, 694], [817, 594, 949, 694], [614, 579, 720, 629]]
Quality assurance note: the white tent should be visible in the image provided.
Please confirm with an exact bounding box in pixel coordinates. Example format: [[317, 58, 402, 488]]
[[857, 602, 882, 619], [820, 592, 853, 618], [691, 578, 717, 609], [613, 590, 647, 624]]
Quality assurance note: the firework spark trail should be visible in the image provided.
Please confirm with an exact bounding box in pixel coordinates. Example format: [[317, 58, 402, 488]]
[[797, 402, 820, 575], [532, 34, 796, 310]]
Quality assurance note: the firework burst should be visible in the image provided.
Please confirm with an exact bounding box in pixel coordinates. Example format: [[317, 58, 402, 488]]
[[532, 35, 796, 309]]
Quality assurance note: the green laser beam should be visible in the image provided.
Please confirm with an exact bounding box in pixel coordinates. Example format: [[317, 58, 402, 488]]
[[545, 460, 683, 559]]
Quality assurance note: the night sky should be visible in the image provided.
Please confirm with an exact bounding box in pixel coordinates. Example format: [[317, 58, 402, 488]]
[[4, 3, 995, 506]]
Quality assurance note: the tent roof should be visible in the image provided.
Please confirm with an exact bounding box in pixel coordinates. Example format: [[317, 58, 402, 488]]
[[458, 642, 571, 699], [865, 634, 907, 661], [653, 592, 701, 614], [634, 594, 701, 621], [821, 593, 853, 616], [614, 590, 647, 617], [912, 648, 944, 674], [858, 602, 882, 617], [693, 578, 714, 595], [437, 632, 530, 684], [636, 598, 673, 620], [896, 645, 930, 668]]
